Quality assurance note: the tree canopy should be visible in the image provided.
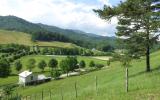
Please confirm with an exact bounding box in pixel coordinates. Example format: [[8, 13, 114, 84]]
[[0, 59, 10, 77], [94, 0, 160, 72], [26, 58, 36, 71]]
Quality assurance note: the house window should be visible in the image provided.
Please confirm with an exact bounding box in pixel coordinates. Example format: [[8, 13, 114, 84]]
[[31, 76, 33, 80]]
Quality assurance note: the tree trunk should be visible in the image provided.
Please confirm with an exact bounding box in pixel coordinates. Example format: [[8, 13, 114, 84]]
[[146, 45, 150, 72], [125, 67, 128, 92], [146, 26, 151, 72]]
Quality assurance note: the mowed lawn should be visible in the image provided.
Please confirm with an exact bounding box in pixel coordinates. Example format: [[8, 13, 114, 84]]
[[0, 29, 78, 48], [1, 50, 159, 100]]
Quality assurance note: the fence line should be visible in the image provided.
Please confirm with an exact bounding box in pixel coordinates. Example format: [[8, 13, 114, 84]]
[[0, 76, 99, 100]]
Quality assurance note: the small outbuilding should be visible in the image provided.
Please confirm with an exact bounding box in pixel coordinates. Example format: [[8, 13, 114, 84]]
[[19, 71, 37, 86], [18, 71, 51, 86]]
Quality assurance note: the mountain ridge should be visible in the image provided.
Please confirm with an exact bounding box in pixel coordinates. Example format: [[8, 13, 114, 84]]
[[0, 15, 116, 50]]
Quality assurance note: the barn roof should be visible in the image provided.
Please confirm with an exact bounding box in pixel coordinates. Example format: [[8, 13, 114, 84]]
[[19, 71, 32, 77]]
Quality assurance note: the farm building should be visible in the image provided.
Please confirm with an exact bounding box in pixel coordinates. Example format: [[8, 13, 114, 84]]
[[19, 71, 37, 86], [18, 71, 51, 86]]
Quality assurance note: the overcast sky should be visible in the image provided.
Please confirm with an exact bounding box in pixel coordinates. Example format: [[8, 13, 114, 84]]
[[0, 0, 122, 36]]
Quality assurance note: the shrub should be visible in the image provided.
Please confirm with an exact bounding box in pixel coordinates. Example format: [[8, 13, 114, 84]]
[[95, 64, 104, 69], [51, 70, 61, 79], [107, 60, 110, 66], [79, 60, 86, 68], [89, 61, 95, 67]]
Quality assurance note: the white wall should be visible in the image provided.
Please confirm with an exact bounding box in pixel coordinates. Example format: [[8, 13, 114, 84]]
[[19, 74, 37, 84]]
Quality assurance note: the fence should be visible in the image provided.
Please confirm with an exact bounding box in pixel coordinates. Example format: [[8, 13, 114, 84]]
[[0, 76, 99, 100]]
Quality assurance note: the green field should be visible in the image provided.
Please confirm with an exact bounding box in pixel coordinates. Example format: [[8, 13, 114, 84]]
[[0, 29, 78, 48], [0, 55, 108, 86], [1, 50, 160, 99]]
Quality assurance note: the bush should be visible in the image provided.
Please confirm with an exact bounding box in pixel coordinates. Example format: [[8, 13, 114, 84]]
[[79, 60, 86, 68], [0, 59, 11, 77], [89, 61, 95, 67], [107, 60, 110, 66], [95, 64, 104, 69], [51, 70, 61, 79]]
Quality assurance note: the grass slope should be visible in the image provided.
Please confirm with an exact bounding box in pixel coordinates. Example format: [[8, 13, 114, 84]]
[[0, 55, 107, 86], [0, 29, 78, 48], [0, 50, 159, 99]]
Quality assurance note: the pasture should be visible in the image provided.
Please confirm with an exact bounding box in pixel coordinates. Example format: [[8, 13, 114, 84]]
[[1, 50, 160, 99], [0, 55, 108, 87], [0, 29, 78, 48]]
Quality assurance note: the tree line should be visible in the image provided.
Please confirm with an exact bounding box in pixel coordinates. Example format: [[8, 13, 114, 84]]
[[0, 56, 106, 77]]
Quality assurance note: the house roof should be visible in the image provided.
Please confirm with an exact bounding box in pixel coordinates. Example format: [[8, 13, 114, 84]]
[[19, 71, 32, 77]]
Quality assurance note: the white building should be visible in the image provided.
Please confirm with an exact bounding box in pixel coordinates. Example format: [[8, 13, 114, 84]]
[[18, 71, 37, 86]]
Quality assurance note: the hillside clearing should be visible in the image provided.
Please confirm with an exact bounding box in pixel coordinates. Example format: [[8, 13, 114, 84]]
[[0, 29, 78, 48]]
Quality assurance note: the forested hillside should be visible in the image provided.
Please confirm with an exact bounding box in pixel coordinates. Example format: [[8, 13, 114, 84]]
[[0, 15, 116, 51]]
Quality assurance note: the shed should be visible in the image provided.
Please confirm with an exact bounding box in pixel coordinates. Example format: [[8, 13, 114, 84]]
[[19, 71, 37, 86]]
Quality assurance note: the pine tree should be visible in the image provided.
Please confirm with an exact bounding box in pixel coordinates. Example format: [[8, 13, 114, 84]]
[[94, 0, 160, 72]]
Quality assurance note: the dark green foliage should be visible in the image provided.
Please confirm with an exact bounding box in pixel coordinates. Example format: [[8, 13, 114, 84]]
[[38, 60, 47, 72], [2, 85, 13, 96], [31, 31, 70, 42], [119, 54, 132, 68], [95, 64, 104, 69], [79, 60, 86, 68], [89, 61, 95, 67], [0, 59, 10, 77], [107, 60, 110, 66], [60, 56, 78, 75], [97, 44, 115, 52], [14, 60, 22, 72], [0, 44, 30, 53], [40, 47, 107, 56], [26, 58, 36, 71], [51, 70, 61, 79], [0, 15, 116, 51], [48, 58, 58, 70], [59, 59, 69, 75], [39, 24, 116, 50], [0, 15, 45, 34], [94, 0, 160, 72]]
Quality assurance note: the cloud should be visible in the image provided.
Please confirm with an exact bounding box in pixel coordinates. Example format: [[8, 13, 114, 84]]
[[0, 0, 118, 36]]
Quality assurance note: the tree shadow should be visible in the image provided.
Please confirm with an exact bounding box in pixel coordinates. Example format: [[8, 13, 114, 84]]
[[129, 65, 160, 78]]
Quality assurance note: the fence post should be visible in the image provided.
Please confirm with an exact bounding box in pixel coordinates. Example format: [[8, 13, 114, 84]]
[[126, 67, 128, 92], [25, 96, 27, 100], [75, 82, 78, 98], [49, 89, 52, 100], [34, 93, 36, 100], [95, 76, 98, 95], [61, 88, 63, 100], [42, 90, 44, 100]]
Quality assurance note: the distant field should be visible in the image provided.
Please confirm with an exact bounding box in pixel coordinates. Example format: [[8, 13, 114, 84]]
[[92, 56, 112, 61], [0, 29, 78, 48]]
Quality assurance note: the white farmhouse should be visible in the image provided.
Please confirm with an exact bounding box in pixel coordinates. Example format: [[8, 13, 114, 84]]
[[19, 71, 37, 86]]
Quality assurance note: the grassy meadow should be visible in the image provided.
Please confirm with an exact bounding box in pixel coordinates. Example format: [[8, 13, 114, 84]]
[[0, 50, 160, 99], [0, 55, 108, 87], [0, 29, 78, 48]]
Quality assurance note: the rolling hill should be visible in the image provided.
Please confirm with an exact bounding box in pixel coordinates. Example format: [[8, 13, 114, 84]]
[[0, 29, 78, 48], [0, 15, 116, 49], [1, 49, 160, 99]]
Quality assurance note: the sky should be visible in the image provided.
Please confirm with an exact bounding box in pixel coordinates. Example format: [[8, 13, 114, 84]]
[[0, 0, 122, 36]]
